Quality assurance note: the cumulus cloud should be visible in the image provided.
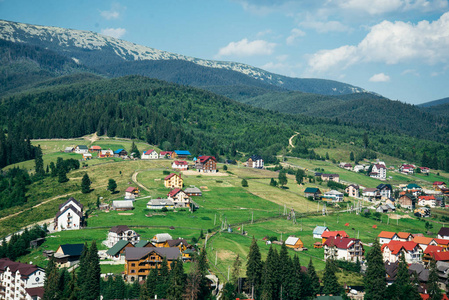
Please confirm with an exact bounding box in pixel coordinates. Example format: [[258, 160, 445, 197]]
[[100, 3, 125, 20], [299, 20, 351, 33], [402, 69, 420, 76], [334, 0, 447, 15], [369, 73, 391, 82], [257, 29, 273, 37], [307, 12, 449, 74], [216, 39, 276, 57], [286, 28, 306, 45], [101, 28, 126, 39]]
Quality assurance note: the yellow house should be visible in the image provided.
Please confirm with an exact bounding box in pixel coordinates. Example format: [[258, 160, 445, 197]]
[[164, 173, 183, 189], [285, 236, 304, 249]]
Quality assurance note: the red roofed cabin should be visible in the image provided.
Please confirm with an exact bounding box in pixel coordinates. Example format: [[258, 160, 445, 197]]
[[378, 231, 398, 244], [195, 156, 217, 173], [321, 230, 349, 244], [381, 240, 422, 263], [164, 173, 183, 189], [323, 236, 364, 262], [172, 160, 188, 171], [159, 151, 174, 159], [434, 181, 447, 191], [89, 145, 102, 152], [125, 187, 139, 200]]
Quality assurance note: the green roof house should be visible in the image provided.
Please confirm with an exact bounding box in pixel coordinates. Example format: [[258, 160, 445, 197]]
[[106, 240, 134, 260]]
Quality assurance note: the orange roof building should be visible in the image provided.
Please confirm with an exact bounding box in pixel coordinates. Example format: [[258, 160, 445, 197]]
[[381, 240, 422, 263], [378, 231, 397, 244]]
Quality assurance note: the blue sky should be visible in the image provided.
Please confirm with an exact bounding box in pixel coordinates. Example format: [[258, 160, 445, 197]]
[[1, 0, 449, 104]]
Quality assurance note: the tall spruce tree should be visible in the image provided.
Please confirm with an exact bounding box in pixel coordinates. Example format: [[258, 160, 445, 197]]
[[167, 258, 185, 300], [364, 239, 387, 300], [278, 243, 294, 299], [34, 145, 44, 176], [306, 258, 320, 298], [81, 173, 91, 194], [428, 257, 442, 300], [322, 259, 341, 296], [231, 254, 242, 291], [85, 241, 101, 300], [130, 141, 141, 158], [77, 243, 89, 299], [246, 237, 262, 299], [155, 257, 170, 299], [43, 257, 59, 300], [291, 255, 304, 300], [261, 246, 277, 300], [197, 247, 211, 299]]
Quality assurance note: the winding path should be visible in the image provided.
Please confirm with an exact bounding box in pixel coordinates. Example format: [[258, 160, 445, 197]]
[[289, 132, 300, 148], [131, 171, 151, 192]]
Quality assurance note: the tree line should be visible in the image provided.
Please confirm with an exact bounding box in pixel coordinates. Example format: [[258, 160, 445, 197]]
[[0, 224, 46, 261]]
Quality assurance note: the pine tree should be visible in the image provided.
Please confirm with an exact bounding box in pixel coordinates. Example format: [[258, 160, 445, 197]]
[[81, 173, 91, 194], [58, 268, 71, 299], [295, 169, 304, 184], [85, 241, 101, 300], [130, 141, 141, 158], [43, 257, 59, 300], [291, 255, 304, 300], [322, 259, 341, 295], [77, 243, 89, 299], [231, 254, 242, 288], [49, 162, 57, 177], [155, 257, 170, 299], [107, 179, 117, 193], [278, 170, 288, 187], [394, 253, 409, 297], [167, 258, 185, 300], [142, 267, 158, 299], [34, 145, 45, 176], [261, 246, 277, 300], [246, 237, 262, 299], [67, 270, 80, 300], [197, 247, 211, 299], [269, 178, 277, 187], [306, 258, 320, 298], [364, 239, 387, 300], [58, 167, 69, 183], [241, 178, 248, 187], [428, 257, 442, 300], [278, 243, 294, 299], [350, 151, 355, 161], [129, 280, 141, 299]]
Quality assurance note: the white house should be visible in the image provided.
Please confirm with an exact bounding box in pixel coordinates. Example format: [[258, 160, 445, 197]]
[[323, 237, 364, 263], [438, 228, 449, 240], [313, 226, 329, 239], [322, 190, 344, 202], [74, 145, 89, 154], [167, 189, 190, 208], [378, 231, 398, 244], [172, 161, 189, 171], [104, 225, 140, 248], [377, 184, 392, 199], [247, 155, 264, 169], [54, 197, 83, 231], [0, 258, 45, 300], [345, 184, 359, 198], [147, 198, 175, 210], [381, 241, 422, 264], [418, 196, 437, 208], [370, 164, 387, 180], [362, 188, 379, 200], [353, 165, 366, 172], [141, 149, 158, 160]]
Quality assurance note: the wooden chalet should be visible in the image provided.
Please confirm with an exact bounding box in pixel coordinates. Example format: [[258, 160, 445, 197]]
[[304, 187, 322, 200], [98, 149, 114, 158], [321, 231, 349, 244], [114, 149, 128, 157], [89, 145, 102, 152], [125, 187, 139, 200], [106, 240, 135, 260], [164, 173, 183, 189], [173, 150, 191, 159], [285, 236, 304, 249], [195, 156, 217, 173], [53, 243, 85, 268]]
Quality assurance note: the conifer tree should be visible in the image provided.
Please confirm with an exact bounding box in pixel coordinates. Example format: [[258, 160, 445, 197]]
[[295, 169, 304, 184], [231, 254, 242, 288], [43, 257, 59, 300], [291, 255, 304, 300], [113, 275, 127, 299], [81, 173, 91, 194], [85, 241, 101, 300], [278, 170, 288, 187], [67, 270, 80, 300], [364, 239, 387, 300], [49, 162, 57, 177], [35, 145, 44, 176], [246, 237, 262, 299], [197, 247, 211, 299], [58, 167, 69, 183], [278, 243, 294, 299], [167, 258, 185, 300], [107, 179, 117, 193], [130, 141, 141, 158], [129, 281, 141, 299], [306, 258, 320, 298], [155, 257, 170, 298], [77, 243, 89, 299], [58, 268, 71, 299], [269, 178, 277, 187], [428, 257, 442, 300], [143, 267, 158, 299], [241, 178, 248, 187], [261, 246, 277, 300], [322, 259, 341, 295]]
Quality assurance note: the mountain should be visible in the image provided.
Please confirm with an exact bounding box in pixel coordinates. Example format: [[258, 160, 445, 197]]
[[417, 97, 449, 108], [0, 19, 367, 96]]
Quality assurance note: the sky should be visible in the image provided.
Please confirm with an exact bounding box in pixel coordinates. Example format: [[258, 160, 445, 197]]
[[1, 0, 449, 104]]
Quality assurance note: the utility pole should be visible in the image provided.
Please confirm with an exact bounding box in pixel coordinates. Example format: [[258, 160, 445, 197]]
[[215, 251, 218, 265], [214, 214, 216, 226]]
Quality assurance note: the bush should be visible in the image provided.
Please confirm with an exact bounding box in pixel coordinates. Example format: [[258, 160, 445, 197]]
[[223, 165, 228, 171], [241, 179, 248, 187], [162, 170, 170, 175], [161, 207, 168, 212]]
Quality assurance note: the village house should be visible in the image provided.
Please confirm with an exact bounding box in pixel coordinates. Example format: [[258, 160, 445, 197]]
[[124, 247, 180, 283], [435, 238, 449, 249], [321, 173, 340, 183], [418, 195, 437, 208], [53, 243, 85, 268], [398, 194, 415, 210], [82, 153, 92, 160], [377, 184, 392, 199], [381, 241, 422, 264], [141, 149, 158, 160], [353, 164, 366, 173], [173, 150, 191, 159], [135, 240, 156, 248], [431, 251, 449, 264], [362, 188, 380, 201], [184, 186, 202, 197], [167, 188, 190, 208], [438, 228, 449, 240], [104, 225, 140, 248], [395, 232, 413, 242], [313, 226, 329, 239], [378, 231, 398, 244], [64, 146, 74, 153], [164, 173, 183, 189], [54, 197, 83, 231], [125, 187, 139, 200], [195, 156, 217, 173], [74, 145, 89, 154], [106, 240, 135, 261], [98, 149, 114, 158], [114, 148, 128, 157], [341, 163, 353, 171], [146, 198, 175, 210], [323, 236, 364, 262], [321, 231, 349, 244], [285, 236, 304, 250], [400, 164, 416, 174], [370, 163, 387, 180], [376, 204, 395, 213], [172, 160, 189, 171], [403, 183, 423, 195], [422, 245, 445, 265], [151, 233, 173, 247], [0, 258, 45, 300], [159, 151, 173, 159], [436, 261, 449, 291], [345, 184, 359, 198], [89, 145, 101, 153], [412, 236, 438, 251], [163, 239, 193, 260], [434, 181, 447, 191], [419, 167, 430, 174], [322, 190, 344, 202], [112, 200, 134, 211], [304, 187, 322, 200], [246, 155, 264, 169]]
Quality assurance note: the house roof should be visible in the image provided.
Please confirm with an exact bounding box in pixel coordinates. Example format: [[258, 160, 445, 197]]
[[59, 197, 83, 211], [377, 184, 392, 190], [55, 204, 83, 220], [114, 148, 125, 154], [378, 231, 396, 239], [148, 198, 174, 206], [198, 155, 216, 163], [431, 251, 449, 261], [412, 236, 435, 245], [434, 238, 449, 245], [25, 287, 45, 299], [324, 236, 360, 249], [106, 240, 134, 256], [90, 145, 101, 150], [249, 155, 263, 161], [304, 187, 321, 194], [165, 173, 180, 180], [407, 183, 421, 189], [185, 186, 201, 194], [321, 173, 339, 177], [65, 147, 74, 151], [423, 245, 444, 254], [135, 240, 155, 248], [381, 241, 419, 254], [346, 184, 359, 189], [125, 187, 137, 193], [418, 195, 436, 200], [160, 151, 173, 155], [0, 258, 43, 277], [363, 188, 378, 193], [173, 160, 188, 166], [409, 263, 428, 281], [166, 238, 190, 248], [109, 225, 130, 234], [321, 230, 349, 239], [112, 200, 134, 209], [434, 181, 446, 185], [77, 145, 88, 150], [125, 247, 180, 261], [313, 226, 329, 235], [421, 294, 449, 300], [285, 236, 302, 246], [174, 150, 191, 155], [144, 149, 156, 155], [396, 232, 412, 239], [324, 190, 343, 196], [438, 227, 449, 237], [151, 233, 173, 243], [58, 243, 85, 256], [168, 188, 184, 197]]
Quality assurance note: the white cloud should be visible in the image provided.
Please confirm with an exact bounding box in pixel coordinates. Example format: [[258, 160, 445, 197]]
[[256, 29, 273, 37], [307, 12, 449, 74], [101, 28, 126, 39], [276, 54, 289, 61], [402, 69, 420, 76], [299, 20, 351, 33], [334, 0, 447, 15], [216, 38, 276, 57], [100, 3, 125, 20], [286, 28, 306, 45], [369, 73, 391, 82]]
